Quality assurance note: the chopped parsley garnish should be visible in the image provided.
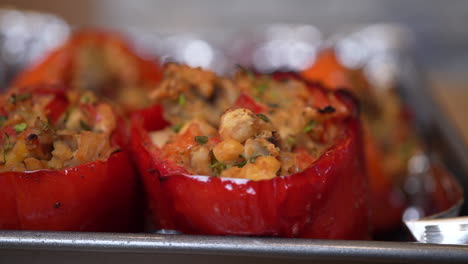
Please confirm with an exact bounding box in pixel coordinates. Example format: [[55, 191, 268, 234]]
[[14, 122, 28, 133], [256, 113, 270, 122], [41, 120, 51, 131], [210, 161, 227, 171], [9, 93, 31, 104], [234, 160, 247, 168], [255, 83, 268, 94], [303, 120, 317, 133], [178, 94, 186, 107], [287, 136, 296, 145], [0, 116, 6, 127], [172, 123, 183, 133], [79, 120, 92, 131], [2, 133, 13, 162], [80, 94, 94, 104], [210, 151, 227, 175], [194, 136, 208, 145], [63, 107, 74, 123], [271, 90, 280, 99]]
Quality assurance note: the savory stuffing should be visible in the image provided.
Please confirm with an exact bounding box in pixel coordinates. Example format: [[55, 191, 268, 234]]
[[0, 90, 119, 172], [13, 32, 161, 112], [71, 36, 155, 110], [148, 64, 350, 180]]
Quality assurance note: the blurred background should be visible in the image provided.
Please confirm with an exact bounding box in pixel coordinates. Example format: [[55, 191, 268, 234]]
[[0, 0, 467, 143]]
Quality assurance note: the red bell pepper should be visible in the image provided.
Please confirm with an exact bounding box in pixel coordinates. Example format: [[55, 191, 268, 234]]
[[131, 84, 370, 239], [0, 151, 140, 231], [0, 89, 141, 232]]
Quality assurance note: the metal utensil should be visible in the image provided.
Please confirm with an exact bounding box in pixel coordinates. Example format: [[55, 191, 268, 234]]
[[405, 216, 468, 245], [405, 198, 466, 244]]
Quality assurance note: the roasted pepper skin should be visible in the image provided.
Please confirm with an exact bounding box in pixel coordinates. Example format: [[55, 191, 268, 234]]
[[131, 85, 370, 239], [0, 151, 140, 231]]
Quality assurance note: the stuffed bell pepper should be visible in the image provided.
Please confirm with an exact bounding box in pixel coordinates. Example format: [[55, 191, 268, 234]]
[[12, 30, 163, 111], [131, 64, 369, 239], [0, 87, 140, 231]]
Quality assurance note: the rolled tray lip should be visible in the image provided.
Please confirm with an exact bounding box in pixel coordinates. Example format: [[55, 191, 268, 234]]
[[1, 231, 468, 263]]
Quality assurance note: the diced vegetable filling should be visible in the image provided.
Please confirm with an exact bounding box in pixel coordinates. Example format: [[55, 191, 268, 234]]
[[148, 64, 350, 180], [0, 90, 119, 172]]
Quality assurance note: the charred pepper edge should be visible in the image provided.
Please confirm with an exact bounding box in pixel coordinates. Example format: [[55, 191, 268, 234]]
[[9, 93, 32, 105]]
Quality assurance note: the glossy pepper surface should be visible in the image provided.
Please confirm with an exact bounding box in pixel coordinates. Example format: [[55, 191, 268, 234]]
[[0, 89, 141, 231]]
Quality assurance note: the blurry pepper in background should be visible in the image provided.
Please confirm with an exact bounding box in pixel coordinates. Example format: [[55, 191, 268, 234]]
[[11, 30, 163, 112], [301, 49, 413, 233]]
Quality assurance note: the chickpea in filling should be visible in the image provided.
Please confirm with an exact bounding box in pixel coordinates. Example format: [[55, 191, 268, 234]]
[[0, 90, 119, 172], [148, 64, 350, 181]]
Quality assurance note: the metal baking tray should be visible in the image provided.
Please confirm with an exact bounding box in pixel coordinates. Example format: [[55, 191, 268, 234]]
[[0, 10, 467, 264], [1, 231, 468, 264]]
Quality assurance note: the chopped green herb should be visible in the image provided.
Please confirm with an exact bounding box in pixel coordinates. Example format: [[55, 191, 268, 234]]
[[271, 90, 280, 99], [79, 120, 92, 131], [2, 133, 13, 162], [178, 94, 186, 107], [9, 93, 31, 104], [255, 83, 268, 94], [0, 116, 6, 127], [194, 136, 208, 145], [234, 160, 247, 168], [303, 120, 317, 133], [14, 122, 28, 133], [287, 136, 296, 145], [210, 161, 227, 170], [179, 151, 185, 155], [80, 94, 93, 104], [63, 107, 73, 123], [209, 151, 227, 176], [41, 120, 51, 131], [172, 123, 183, 133], [256, 113, 270, 122]]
